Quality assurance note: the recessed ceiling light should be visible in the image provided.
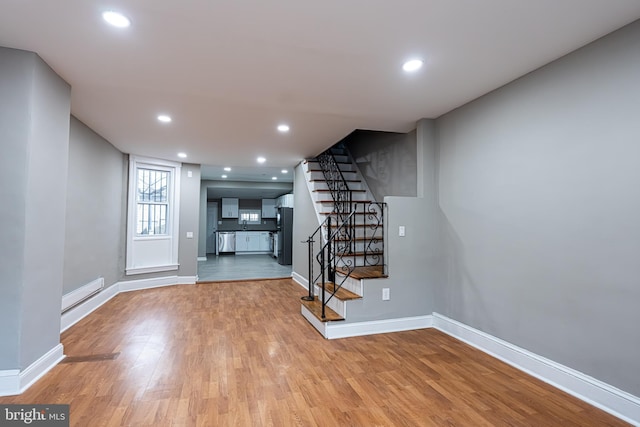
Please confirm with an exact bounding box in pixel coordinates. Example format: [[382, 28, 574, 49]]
[[272, 177, 278, 180], [277, 124, 290, 133], [102, 11, 131, 28], [281, 169, 288, 174], [223, 167, 231, 172], [221, 175, 228, 179], [402, 59, 423, 72], [157, 114, 172, 123], [257, 157, 266, 164], [177, 152, 187, 158]]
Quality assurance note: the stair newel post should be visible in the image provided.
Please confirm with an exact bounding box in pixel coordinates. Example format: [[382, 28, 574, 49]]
[[301, 237, 314, 302]]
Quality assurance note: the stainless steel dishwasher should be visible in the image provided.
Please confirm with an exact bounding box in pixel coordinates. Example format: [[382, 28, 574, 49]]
[[217, 231, 236, 254]]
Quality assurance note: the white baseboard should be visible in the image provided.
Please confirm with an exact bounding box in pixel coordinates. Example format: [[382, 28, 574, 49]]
[[176, 276, 197, 285], [325, 315, 433, 339], [61, 277, 104, 312], [61, 283, 119, 333], [433, 313, 640, 426], [0, 344, 64, 397], [291, 271, 309, 290], [301, 310, 433, 340], [119, 275, 180, 292]]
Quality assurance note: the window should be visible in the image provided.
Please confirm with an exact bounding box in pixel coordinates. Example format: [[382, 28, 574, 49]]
[[126, 156, 181, 275], [136, 168, 169, 235], [238, 209, 261, 225]]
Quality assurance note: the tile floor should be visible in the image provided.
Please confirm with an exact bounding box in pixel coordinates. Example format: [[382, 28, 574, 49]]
[[197, 253, 292, 282]]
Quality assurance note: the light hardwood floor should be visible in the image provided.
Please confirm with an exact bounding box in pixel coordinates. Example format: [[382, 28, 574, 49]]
[[0, 279, 629, 426]]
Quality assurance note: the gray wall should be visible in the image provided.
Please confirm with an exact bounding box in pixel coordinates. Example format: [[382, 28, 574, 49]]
[[0, 47, 33, 368], [177, 164, 201, 277], [63, 117, 125, 294], [435, 20, 640, 396], [292, 163, 320, 283], [0, 47, 71, 369], [345, 130, 417, 202]]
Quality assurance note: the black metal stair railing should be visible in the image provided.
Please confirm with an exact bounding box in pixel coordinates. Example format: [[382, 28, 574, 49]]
[[304, 202, 386, 319], [303, 143, 387, 319]]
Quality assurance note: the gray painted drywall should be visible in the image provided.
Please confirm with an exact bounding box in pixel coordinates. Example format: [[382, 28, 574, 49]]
[[63, 117, 125, 294], [345, 130, 417, 201], [292, 163, 319, 284], [177, 164, 201, 277], [0, 47, 32, 368], [435, 20, 640, 396], [0, 47, 71, 369]]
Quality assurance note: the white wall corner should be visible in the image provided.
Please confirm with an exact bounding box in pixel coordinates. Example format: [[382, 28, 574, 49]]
[[432, 313, 640, 426], [0, 344, 64, 397]]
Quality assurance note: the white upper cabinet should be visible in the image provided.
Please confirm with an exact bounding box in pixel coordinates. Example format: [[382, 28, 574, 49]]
[[261, 199, 277, 218], [221, 198, 239, 218]]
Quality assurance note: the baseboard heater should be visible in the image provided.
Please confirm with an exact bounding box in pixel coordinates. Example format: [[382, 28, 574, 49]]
[[61, 277, 104, 313]]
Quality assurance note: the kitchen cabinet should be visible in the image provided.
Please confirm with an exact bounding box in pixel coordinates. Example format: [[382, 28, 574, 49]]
[[236, 231, 273, 253], [261, 199, 277, 218], [259, 232, 272, 251], [221, 198, 239, 218]]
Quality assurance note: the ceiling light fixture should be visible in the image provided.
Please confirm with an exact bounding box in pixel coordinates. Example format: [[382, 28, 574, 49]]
[[221, 175, 228, 179], [224, 167, 231, 172], [157, 114, 172, 123], [277, 124, 290, 133], [177, 152, 187, 158], [102, 11, 131, 28], [402, 59, 424, 72], [257, 157, 266, 164], [272, 177, 278, 180], [281, 169, 288, 174]]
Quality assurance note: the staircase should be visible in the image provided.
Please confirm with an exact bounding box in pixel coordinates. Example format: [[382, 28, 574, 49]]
[[300, 144, 387, 337]]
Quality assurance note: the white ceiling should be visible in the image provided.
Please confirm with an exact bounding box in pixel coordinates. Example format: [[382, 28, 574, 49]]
[[2, 1, 640, 182]]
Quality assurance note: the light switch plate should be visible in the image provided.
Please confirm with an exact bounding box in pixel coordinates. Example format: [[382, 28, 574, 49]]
[[186, 231, 193, 239], [399, 226, 406, 237], [382, 288, 390, 300]]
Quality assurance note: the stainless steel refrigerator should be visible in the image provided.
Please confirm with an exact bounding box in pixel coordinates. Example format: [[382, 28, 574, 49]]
[[277, 207, 293, 265]]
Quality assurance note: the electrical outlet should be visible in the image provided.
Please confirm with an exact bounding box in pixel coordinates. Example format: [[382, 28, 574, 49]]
[[382, 288, 390, 301], [399, 226, 405, 237], [186, 231, 194, 239]]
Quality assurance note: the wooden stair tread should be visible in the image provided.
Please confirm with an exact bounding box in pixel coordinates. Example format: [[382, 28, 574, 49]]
[[337, 266, 387, 280], [301, 297, 344, 322], [318, 282, 362, 301]]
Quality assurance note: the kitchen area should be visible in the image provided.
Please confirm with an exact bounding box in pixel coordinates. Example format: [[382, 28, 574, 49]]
[[199, 192, 294, 281]]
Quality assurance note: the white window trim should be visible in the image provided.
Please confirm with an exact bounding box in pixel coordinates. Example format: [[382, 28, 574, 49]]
[[126, 156, 181, 275]]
